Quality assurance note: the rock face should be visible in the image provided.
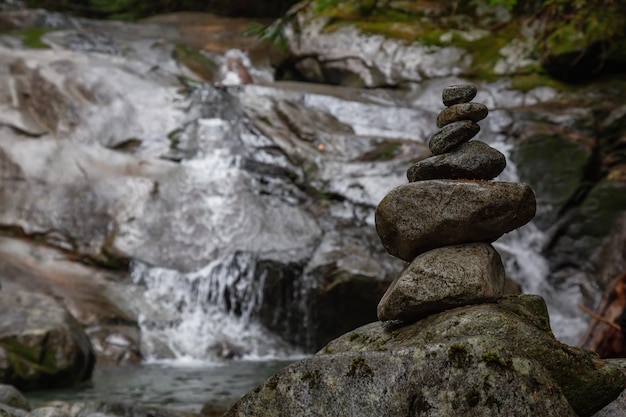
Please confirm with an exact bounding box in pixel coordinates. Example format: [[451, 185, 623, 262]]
[[0, 291, 95, 390], [225, 84, 626, 416]]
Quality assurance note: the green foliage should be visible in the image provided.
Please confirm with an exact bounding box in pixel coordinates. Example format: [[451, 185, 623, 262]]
[[14, 27, 55, 48], [244, 20, 287, 47]]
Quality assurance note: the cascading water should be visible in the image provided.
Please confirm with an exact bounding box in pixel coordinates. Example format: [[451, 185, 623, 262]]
[[487, 109, 589, 345], [130, 253, 301, 362]]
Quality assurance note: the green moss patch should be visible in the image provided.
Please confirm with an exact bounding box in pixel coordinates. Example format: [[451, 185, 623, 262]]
[[346, 356, 374, 378], [173, 44, 220, 81], [10, 27, 56, 49]]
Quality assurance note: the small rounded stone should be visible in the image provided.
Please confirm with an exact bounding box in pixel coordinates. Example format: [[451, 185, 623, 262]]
[[442, 84, 477, 106], [436, 102, 489, 128], [429, 120, 480, 155]]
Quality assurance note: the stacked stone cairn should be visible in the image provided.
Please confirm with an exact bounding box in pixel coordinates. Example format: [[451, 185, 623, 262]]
[[224, 84, 626, 417], [375, 84, 536, 322]]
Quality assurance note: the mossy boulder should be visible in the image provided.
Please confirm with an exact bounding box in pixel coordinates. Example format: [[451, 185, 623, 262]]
[[512, 132, 592, 229], [0, 291, 95, 391], [225, 295, 625, 417]]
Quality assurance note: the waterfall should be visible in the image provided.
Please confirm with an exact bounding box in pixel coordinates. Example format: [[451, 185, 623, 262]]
[[130, 253, 301, 362], [489, 125, 588, 345]]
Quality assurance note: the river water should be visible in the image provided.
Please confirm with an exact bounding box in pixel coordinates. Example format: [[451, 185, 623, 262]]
[[26, 359, 297, 413]]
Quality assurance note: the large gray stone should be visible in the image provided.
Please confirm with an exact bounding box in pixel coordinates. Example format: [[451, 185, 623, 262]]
[[377, 243, 505, 322], [0, 291, 95, 390], [375, 180, 536, 262], [224, 295, 625, 417], [407, 141, 506, 182]]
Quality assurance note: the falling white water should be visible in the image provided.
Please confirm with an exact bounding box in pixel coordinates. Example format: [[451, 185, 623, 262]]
[[130, 253, 301, 362], [490, 133, 589, 345]]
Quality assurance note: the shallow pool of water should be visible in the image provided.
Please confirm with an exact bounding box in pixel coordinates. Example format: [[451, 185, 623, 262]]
[[26, 359, 297, 413]]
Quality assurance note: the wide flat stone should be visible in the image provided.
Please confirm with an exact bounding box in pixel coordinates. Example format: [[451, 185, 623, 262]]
[[377, 243, 505, 322], [442, 84, 477, 106], [436, 102, 489, 128], [375, 180, 536, 262], [407, 141, 506, 182], [429, 120, 480, 155]]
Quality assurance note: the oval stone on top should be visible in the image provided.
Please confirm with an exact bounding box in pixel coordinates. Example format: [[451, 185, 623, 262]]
[[442, 84, 477, 106], [375, 180, 536, 262]]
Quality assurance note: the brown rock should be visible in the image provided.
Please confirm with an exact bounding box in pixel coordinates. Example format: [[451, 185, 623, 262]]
[[375, 180, 536, 262], [377, 243, 505, 322]]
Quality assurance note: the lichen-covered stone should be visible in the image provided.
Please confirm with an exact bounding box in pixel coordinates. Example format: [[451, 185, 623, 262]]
[[436, 102, 489, 128], [407, 141, 506, 182], [377, 243, 505, 322], [442, 84, 477, 106], [429, 120, 480, 155], [225, 295, 625, 417], [0, 292, 95, 391], [375, 180, 536, 262]]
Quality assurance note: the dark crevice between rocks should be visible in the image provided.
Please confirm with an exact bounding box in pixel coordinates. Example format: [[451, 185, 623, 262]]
[[543, 105, 620, 255], [0, 224, 130, 272]]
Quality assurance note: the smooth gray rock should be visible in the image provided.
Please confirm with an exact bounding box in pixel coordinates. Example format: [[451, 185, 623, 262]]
[[375, 180, 536, 262], [0, 385, 30, 411], [436, 102, 489, 128], [0, 404, 27, 417], [0, 291, 94, 391], [407, 141, 506, 182], [225, 295, 625, 417], [442, 84, 477, 106], [377, 243, 505, 322], [429, 120, 480, 155]]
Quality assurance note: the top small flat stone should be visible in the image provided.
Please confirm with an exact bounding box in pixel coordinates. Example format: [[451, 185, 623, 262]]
[[442, 84, 477, 106]]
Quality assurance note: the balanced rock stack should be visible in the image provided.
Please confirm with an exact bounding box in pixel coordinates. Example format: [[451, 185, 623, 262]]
[[375, 84, 536, 322]]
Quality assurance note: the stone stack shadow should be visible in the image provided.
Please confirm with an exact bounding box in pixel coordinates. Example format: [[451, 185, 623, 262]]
[[375, 84, 536, 322]]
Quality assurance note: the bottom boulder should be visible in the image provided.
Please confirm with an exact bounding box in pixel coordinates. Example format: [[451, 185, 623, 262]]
[[224, 295, 626, 417], [0, 291, 95, 390]]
